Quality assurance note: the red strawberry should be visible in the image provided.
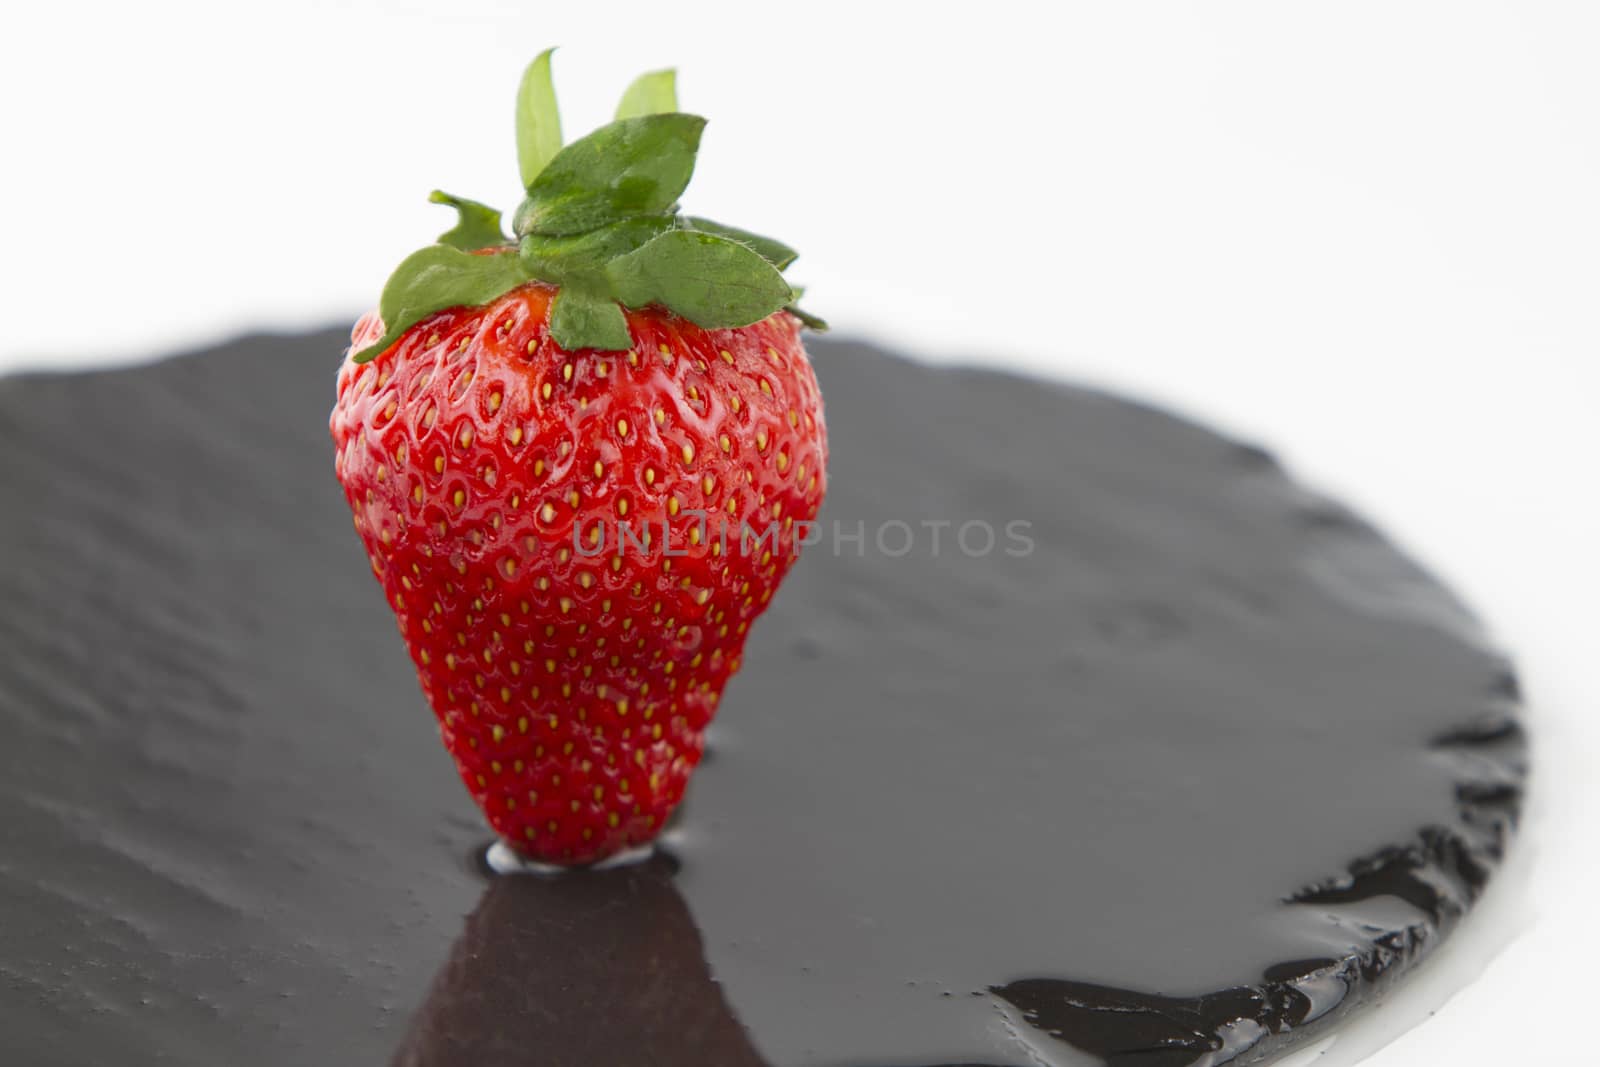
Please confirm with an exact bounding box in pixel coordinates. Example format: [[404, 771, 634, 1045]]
[[330, 53, 827, 866]]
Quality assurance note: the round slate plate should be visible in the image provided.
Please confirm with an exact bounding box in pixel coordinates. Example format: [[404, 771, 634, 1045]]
[[0, 333, 1525, 1067]]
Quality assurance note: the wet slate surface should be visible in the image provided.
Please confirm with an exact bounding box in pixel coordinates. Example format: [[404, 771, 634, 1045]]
[[0, 332, 1524, 1066]]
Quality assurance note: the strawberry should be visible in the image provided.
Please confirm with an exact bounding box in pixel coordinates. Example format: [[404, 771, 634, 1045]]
[[330, 52, 826, 867]]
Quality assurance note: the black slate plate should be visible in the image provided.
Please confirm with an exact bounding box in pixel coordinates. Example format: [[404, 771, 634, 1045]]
[[0, 333, 1524, 1067]]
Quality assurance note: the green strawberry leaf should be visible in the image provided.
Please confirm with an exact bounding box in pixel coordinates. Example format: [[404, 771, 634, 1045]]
[[605, 229, 791, 329], [615, 69, 677, 120], [429, 190, 507, 251], [782, 285, 827, 329], [519, 216, 676, 282], [352, 247, 531, 363], [679, 217, 797, 270], [785, 304, 829, 331], [549, 283, 633, 351], [516, 49, 563, 188], [513, 113, 706, 238], [354, 53, 823, 364]]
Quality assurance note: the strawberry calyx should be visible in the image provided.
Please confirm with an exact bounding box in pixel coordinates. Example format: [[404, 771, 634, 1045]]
[[352, 50, 821, 363]]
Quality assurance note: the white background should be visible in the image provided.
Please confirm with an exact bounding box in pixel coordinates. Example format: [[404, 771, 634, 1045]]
[[2, 2, 1595, 1064]]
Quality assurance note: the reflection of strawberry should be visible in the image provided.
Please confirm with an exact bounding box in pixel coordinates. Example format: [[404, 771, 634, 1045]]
[[331, 52, 827, 866], [393, 858, 767, 1066]]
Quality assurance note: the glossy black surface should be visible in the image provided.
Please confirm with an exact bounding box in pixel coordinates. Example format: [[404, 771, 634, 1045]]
[[0, 333, 1524, 1066]]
